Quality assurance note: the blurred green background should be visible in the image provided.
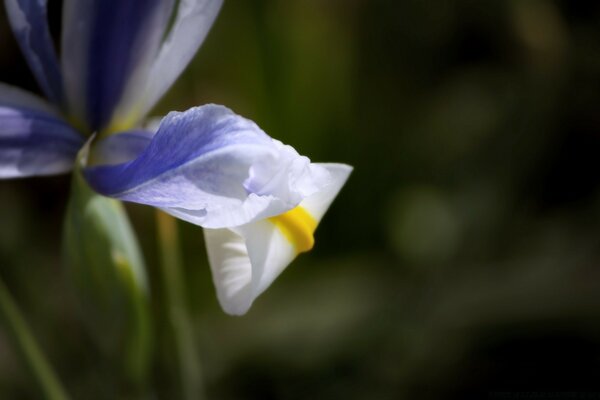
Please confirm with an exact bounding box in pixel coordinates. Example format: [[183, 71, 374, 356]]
[[2, 0, 600, 398]]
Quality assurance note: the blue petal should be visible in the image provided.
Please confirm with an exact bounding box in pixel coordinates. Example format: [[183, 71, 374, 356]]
[[84, 105, 333, 228], [4, 0, 63, 104], [0, 106, 84, 178], [61, 0, 175, 131]]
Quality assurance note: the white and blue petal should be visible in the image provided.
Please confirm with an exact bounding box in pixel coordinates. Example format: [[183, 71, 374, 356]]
[[84, 104, 331, 228], [112, 0, 224, 128], [61, 0, 175, 130], [204, 163, 352, 315], [4, 0, 63, 104], [0, 85, 84, 178]]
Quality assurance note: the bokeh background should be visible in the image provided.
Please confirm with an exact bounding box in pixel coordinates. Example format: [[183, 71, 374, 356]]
[[2, 0, 600, 398]]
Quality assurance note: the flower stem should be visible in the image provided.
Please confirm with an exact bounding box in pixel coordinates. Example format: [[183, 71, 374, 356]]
[[155, 210, 204, 400], [0, 276, 70, 400]]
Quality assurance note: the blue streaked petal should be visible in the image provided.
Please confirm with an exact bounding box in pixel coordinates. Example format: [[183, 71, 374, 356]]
[[0, 106, 84, 178], [61, 0, 174, 131], [84, 104, 331, 228], [4, 0, 63, 104], [113, 0, 223, 127]]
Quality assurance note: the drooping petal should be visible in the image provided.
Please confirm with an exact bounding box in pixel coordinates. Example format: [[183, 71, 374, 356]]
[[4, 0, 63, 104], [0, 105, 84, 178], [204, 163, 352, 315], [61, 0, 175, 131], [84, 104, 331, 228], [111, 0, 224, 130]]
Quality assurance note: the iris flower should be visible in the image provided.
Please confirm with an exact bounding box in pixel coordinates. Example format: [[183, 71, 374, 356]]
[[1, 0, 351, 315]]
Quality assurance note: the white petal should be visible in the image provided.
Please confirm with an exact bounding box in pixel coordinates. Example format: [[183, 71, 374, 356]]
[[204, 220, 295, 316], [204, 227, 254, 316], [300, 163, 353, 221], [239, 221, 297, 300], [244, 139, 331, 204], [203, 163, 352, 315]]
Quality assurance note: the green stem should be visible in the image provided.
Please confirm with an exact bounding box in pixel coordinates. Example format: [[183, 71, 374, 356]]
[[156, 210, 204, 400], [0, 276, 70, 400]]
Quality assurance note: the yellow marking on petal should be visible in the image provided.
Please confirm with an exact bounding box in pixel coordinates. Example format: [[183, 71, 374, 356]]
[[269, 206, 317, 254], [105, 115, 138, 136], [104, 105, 143, 136]]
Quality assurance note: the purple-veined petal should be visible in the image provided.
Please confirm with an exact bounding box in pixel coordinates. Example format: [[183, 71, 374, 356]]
[[0, 105, 84, 178], [61, 0, 175, 131], [204, 164, 352, 315], [4, 0, 63, 104], [84, 104, 331, 228], [111, 0, 224, 129]]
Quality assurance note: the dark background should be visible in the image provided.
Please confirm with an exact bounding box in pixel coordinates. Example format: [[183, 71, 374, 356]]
[[2, 0, 600, 398]]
